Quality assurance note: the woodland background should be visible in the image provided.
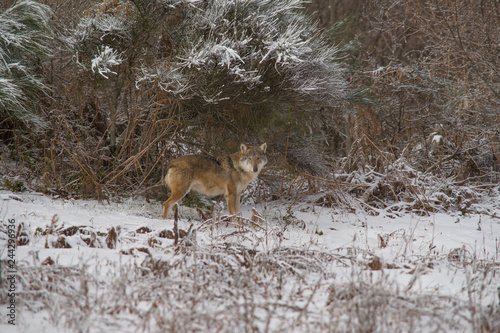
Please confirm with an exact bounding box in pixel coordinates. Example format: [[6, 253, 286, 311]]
[[1, 0, 499, 205]]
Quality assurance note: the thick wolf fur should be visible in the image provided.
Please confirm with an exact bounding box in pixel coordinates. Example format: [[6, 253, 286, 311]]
[[163, 143, 267, 219]]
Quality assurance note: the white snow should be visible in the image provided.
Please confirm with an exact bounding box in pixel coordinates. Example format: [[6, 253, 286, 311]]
[[90, 46, 123, 79], [1, 190, 499, 332]]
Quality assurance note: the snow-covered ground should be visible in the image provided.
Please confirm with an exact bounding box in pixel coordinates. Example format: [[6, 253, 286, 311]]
[[1, 190, 499, 332]]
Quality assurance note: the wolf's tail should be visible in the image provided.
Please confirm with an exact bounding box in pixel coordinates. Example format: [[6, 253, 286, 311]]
[[164, 165, 173, 189]]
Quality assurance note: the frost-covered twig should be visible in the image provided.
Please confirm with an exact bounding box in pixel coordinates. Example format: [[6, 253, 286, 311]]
[[90, 46, 123, 79]]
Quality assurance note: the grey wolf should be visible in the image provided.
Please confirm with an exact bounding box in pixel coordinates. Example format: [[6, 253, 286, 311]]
[[163, 143, 267, 219]]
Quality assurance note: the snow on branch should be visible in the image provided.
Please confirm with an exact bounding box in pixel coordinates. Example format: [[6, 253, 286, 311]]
[[0, 0, 53, 131], [70, 14, 131, 46], [91, 46, 124, 79], [0, 0, 53, 58], [260, 22, 311, 65]]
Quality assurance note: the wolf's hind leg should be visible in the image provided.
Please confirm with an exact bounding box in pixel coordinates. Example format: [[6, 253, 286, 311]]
[[163, 172, 191, 219], [163, 189, 186, 219]]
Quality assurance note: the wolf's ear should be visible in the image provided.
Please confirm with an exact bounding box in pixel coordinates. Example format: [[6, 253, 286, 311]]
[[240, 143, 248, 153], [259, 143, 267, 153]]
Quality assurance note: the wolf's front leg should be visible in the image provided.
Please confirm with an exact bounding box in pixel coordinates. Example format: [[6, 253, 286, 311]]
[[225, 194, 236, 215], [234, 192, 242, 214], [225, 186, 241, 216]]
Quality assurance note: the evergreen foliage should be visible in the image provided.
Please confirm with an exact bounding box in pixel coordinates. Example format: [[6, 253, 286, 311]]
[[0, 0, 53, 131], [137, 0, 347, 106], [66, 0, 347, 106]]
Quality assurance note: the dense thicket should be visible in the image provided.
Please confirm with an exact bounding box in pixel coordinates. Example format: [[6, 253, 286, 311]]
[[1, 0, 499, 201], [307, 0, 500, 182]]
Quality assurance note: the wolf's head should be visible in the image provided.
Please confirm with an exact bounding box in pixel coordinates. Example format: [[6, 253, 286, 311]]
[[238, 143, 268, 174]]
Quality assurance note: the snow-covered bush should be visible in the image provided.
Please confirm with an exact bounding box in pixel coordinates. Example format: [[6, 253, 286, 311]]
[[68, 0, 347, 104], [138, 0, 348, 105], [0, 0, 53, 131], [67, 7, 133, 80]]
